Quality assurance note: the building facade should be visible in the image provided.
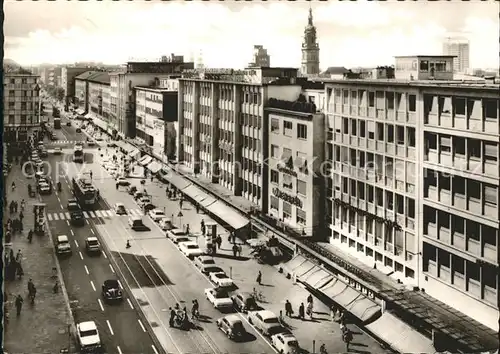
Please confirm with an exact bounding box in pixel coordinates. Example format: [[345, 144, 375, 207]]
[[61, 67, 94, 108], [395, 55, 454, 81], [301, 8, 320, 76], [443, 38, 470, 73], [87, 73, 111, 133], [266, 100, 325, 235], [3, 73, 41, 144], [178, 67, 303, 208], [48, 66, 62, 87], [248, 45, 270, 68], [324, 75, 499, 331], [74, 71, 99, 112]]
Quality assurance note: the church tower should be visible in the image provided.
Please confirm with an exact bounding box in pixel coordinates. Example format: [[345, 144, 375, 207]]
[[301, 7, 320, 76]]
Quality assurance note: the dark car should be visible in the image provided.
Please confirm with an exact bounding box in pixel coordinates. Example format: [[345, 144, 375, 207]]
[[39, 149, 48, 157], [50, 134, 58, 141], [127, 186, 137, 195], [101, 279, 123, 303], [231, 292, 258, 313], [107, 142, 117, 148], [76, 128, 82, 133], [143, 203, 156, 212], [70, 210, 85, 226]]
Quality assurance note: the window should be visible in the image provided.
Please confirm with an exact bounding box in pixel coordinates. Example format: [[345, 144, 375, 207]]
[[420, 60, 429, 71], [455, 137, 465, 156], [297, 180, 307, 196], [408, 95, 416, 112], [296, 209, 306, 225], [283, 121, 293, 136], [283, 202, 292, 219], [407, 127, 415, 147], [376, 123, 384, 141], [342, 117, 349, 134], [20, 115, 27, 124], [484, 99, 498, 120], [8, 115, 15, 124], [454, 98, 466, 116], [484, 142, 498, 162], [467, 179, 480, 200], [359, 121, 366, 138], [271, 170, 279, 184], [368, 92, 375, 107], [270, 196, 279, 211], [271, 144, 279, 158], [282, 174, 293, 190], [297, 124, 307, 139], [342, 90, 349, 104], [440, 135, 451, 153], [484, 184, 497, 206], [396, 126, 405, 145], [387, 125, 394, 143], [468, 139, 481, 159], [351, 119, 357, 137], [406, 198, 415, 219], [9, 90, 15, 96], [271, 118, 280, 133]]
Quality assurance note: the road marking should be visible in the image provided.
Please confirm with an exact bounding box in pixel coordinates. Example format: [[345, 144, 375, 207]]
[[151, 345, 159, 354], [138, 319, 146, 332], [84, 265, 89, 274], [90, 280, 96, 291], [70, 229, 74, 236], [79, 251, 83, 260], [98, 298, 104, 312], [59, 212, 65, 219], [95, 210, 103, 217], [53, 214, 59, 221], [106, 320, 114, 335], [74, 240, 79, 247], [90, 229, 95, 234], [118, 280, 123, 289], [65, 212, 71, 219], [102, 252, 107, 259], [89, 211, 96, 218], [117, 346, 123, 354], [83, 211, 89, 218], [86, 219, 90, 225], [127, 298, 133, 309], [48, 214, 53, 221], [109, 264, 115, 273], [66, 220, 70, 226]]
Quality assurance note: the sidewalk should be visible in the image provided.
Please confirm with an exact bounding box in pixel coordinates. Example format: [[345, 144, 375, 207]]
[[3, 164, 74, 353]]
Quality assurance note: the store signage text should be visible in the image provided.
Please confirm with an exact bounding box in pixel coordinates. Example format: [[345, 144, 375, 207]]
[[272, 187, 303, 208], [277, 165, 297, 177]]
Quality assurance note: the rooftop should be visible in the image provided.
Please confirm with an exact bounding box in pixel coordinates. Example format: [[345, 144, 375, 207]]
[[180, 67, 300, 86], [75, 71, 100, 81], [265, 97, 318, 118], [134, 86, 177, 93], [395, 55, 456, 58], [86, 72, 110, 85]]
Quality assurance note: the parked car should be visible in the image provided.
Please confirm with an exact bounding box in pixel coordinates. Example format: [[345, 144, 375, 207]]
[[66, 121, 72, 126], [76, 321, 102, 352], [204, 266, 225, 277], [85, 237, 101, 255], [167, 228, 186, 240], [128, 216, 150, 231], [101, 279, 123, 303], [127, 186, 137, 195], [158, 217, 173, 231], [148, 209, 165, 222], [271, 333, 300, 354], [53, 147, 62, 155], [133, 190, 145, 200], [204, 287, 233, 311], [116, 177, 130, 186], [216, 314, 246, 340], [210, 272, 235, 289], [179, 241, 203, 259], [38, 181, 52, 195], [138, 196, 151, 206], [114, 203, 127, 215], [247, 310, 284, 337], [76, 128, 82, 133], [56, 235, 72, 255], [195, 256, 217, 274], [231, 292, 258, 313]]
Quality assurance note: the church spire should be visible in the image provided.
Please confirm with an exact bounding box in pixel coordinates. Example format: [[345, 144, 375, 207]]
[[308, 6, 313, 26], [301, 5, 320, 76]]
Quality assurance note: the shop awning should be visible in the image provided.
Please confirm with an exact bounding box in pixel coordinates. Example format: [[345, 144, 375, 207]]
[[146, 161, 162, 174], [93, 119, 107, 131], [168, 173, 191, 191], [76, 108, 85, 115], [301, 267, 334, 289], [129, 148, 141, 159], [318, 278, 380, 323], [365, 313, 436, 353], [283, 255, 309, 276], [182, 184, 212, 203], [84, 113, 93, 120], [139, 155, 153, 166], [292, 259, 317, 278], [205, 200, 250, 230], [194, 194, 217, 208]]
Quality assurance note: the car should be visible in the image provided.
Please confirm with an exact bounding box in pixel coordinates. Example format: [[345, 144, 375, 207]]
[[66, 121, 71, 126], [158, 217, 172, 231], [149, 209, 165, 222], [195, 256, 216, 273], [248, 310, 285, 337], [231, 292, 258, 313], [127, 186, 138, 195], [166, 228, 186, 240], [173, 236, 190, 245], [271, 333, 300, 354], [53, 147, 62, 155], [204, 287, 234, 311], [68, 201, 85, 226], [87, 140, 96, 146], [210, 272, 235, 289], [178, 241, 203, 259], [216, 314, 246, 340], [204, 266, 225, 277], [133, 190, 145, 200], [56, 235, 72, 255], [101, 279, 123, 303], [76, 321, 102, 352], [116, 177, 130, 187], [50, 134, 58, 141], [114, 203, 127, 215], [128, 216, 150, 231], [38, 182, 52, 195], [85, 237, 101, 254], [104, 163, 115, 171], [39, 149, 48, 157], [143, 203, 156, 212], [76, 128, 82, 133], [95, 137, 104, 142], [138, 196, 151, 206], [107, 141, 117, 147]]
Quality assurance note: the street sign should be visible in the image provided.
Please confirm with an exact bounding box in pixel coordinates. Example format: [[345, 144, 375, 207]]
[[177, 211, 183, 217]]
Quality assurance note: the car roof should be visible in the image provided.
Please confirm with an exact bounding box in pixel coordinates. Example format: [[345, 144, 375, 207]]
[[170, 229, 185, 235], [104, 279, 119, 287], [131, 216, 142, 221], [57, 235, 69, 241], [86, 237, 98, 242], [198, 255, 213, 261], [223, 314, 242, 324], [78, 321, 97, 331], [256, 310, 277, 319], [152, 209, 163, 213], [180, 241, 197, 246], [115, 202, 124, 207], [236, 291, 253, 299]]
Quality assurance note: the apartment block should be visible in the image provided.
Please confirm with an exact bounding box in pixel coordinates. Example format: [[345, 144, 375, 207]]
[[61, 66, 94, 108], [87, 73, 112, 134], [324, 76, 499, 330], [178, 67, 303, 208]]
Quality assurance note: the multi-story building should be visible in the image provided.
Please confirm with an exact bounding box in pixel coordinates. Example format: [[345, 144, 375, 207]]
[[61, 66, 95, 108], [323, 57, 499, 330], [266, 99, 325, 235], [178, 67, 303, 208], [301, 8, 320, 76], [248, 45, 270, 68], [87, 73, 112, 134], [110, 59, 193, 138], [74, 71, 101, 113], [48, 66, 62, 87], [3, 72, 41, 146], [395, 55, 454, 80], [135, 84, 178, 158], [443, 37, 470, 73]]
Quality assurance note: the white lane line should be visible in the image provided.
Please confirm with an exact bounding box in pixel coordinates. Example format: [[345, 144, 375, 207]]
[[83, 211, 89, 218], [89, 211, 96, 218], [151, 345, 159, 354], [70, 229, 74, 236], [65, 212, 71, 219], [53, 214, 59, 221], [102, 252, 107, 259], [106, 320, 114, 335], [66, 220, 70, 226], [90, 280, 96, 291], [109, 264, 115, 273], [98, 298, 104, 312], [47, 214, 53, 221], [74, 240, 79, 247], [79, 251, 83, 260], [84, 265, 89, 275], [138, 319, 146, 332], [86, 219, 90, 225], [95, 210, 103, 217], [127, 298, 133, 309], [90, 229, 95, 234], [117, 280, 123, 289], [59, 212, 66, 219], [117, 346, 123, 354]]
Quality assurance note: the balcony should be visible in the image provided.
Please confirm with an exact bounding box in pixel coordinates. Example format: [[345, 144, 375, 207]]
[[439, 266, 451, 282], [387, 110, 395, 120], [440, 153, 452, 166], [359, 107, 366, 117], [386, 143, 394, 155], [407, 147, 415, 159], [455, 116, 466, 130], [467, 238, 480, 255], [468, 198, 481, 213], [484, 285, 497, 305], [467, 278, 481, 298], [452, 272, 465, 289], [483, 243, 497, 263], [426, 113, 438, 125], [484, 161, 498, 177], [427, 260, 437, 277], [468, 158, 481, 174], [426, 186, 438, 200], [368, 107, 375, 117], [484, 202, 497, 218], [367, 139, 375, 150], [407, 112, 416, 124], [376, 109, 385, 119], [485, 119, 498, 135], [453, 156, 467, 170], [440, 114, 453, 128]]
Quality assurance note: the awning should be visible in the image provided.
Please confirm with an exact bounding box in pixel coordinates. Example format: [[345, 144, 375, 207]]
[[139, 155, 153, 166], [115, 141, 127, 152], [195, 194, 217, 208], [84, 113, 93, 120], [292, 259, 317, 278], [76, 108, 85, 115], [205, 200, 250, 230], [283, 255, 309, 276], [167, 173, 191, 191], [365, 313, 436, 353], [319, 278, 380, 323], [146, 161, 162, 174], [93, 119, 107, 131], [301, 267, 334, 289], [182, 184, 212, 203], [129, 148, 141, 159]]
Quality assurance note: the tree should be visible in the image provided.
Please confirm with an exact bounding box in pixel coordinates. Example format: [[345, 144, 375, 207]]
[[56, 87, 65, 102]]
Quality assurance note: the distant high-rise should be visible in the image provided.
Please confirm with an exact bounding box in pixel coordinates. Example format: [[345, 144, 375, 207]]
[[301, 7, 320, 76], [442, 37, 470, 73], [248, 45, 270, 68]]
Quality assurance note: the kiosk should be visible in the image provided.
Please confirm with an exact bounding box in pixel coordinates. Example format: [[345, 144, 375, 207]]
[[33, 202, 47, 236]]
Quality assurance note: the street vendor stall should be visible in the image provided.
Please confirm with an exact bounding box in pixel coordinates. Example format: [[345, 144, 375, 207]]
[[33, 202, 47, 235]]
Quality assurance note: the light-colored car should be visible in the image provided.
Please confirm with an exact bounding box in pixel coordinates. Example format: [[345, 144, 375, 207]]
[[195, 256, 216, 273], [204, 287, 233, 311], [114, 203, 127, 215], [248, 310, 284, 337], [116, 177, 130, 186], [231, 292, 258, 313], [216, 314, 246, 340], [158, 217, 172, 231], [56, 235, 72, 255], [148, 209, 165, 222], [38, 182, 51, 194], [179, 241, 203, 259], [166, 228, 186, 240], [271, 333, 300, 354], [76, 321, 102, 352], [53, 147, 62, 155], [209, 272, 235, 289], [138, 196, 151, 207], [85, 237, 101, 255]]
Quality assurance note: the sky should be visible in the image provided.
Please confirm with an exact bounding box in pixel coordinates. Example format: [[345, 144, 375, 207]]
[[4, 1, 499, 69]]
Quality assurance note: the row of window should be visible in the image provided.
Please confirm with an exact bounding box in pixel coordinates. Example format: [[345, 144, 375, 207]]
[[424, 95, 498, 120], [242, 180, 261, 200], [6, 102, 37, 110], [332, 89, 417, 112], [425, 133, 498, 162], [7, 78, 33, 84], [7, 90, 39, 97], [269, 196, 307, 225], [242, 158, 262, 175], [184, 85, 262, 106], [6, 115, 38, 125], [270, 170, 307, 195], [270, 118, 308, 139]]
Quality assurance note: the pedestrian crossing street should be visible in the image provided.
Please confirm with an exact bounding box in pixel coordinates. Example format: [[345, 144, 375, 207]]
[[46, 208, 145, 221]]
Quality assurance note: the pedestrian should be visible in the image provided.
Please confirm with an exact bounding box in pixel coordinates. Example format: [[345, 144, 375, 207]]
[[21, 199, 26, 211], [28, 278, 35, 294], [15, 294, 23, 316], [186, 224, 190, 234], [285, 300, 293, 317], [298, 302, 305, 320], [150, 175, 153, 182], [232, 244, 238, 257], [116, 183, 119, 190], [306, 301, 314, 319], [169, 307, 175, 327], [89, 170, 93, 180], [16, 249, 23, 264], [256, 270, 262, 285], [237, 244, 242, 257], [195, 204, 199, 214], [216, 235, 222, 250], [28, 229, 33, 243], [14, 201, 18, 213], [330, 305, 337, 321], [11, 181, 16, 192], [19, 211, 24, 222], [53, 280, 59, 293], [30, 286, 37, 304], [179, 199, 183, 209], [343, 328, 353, 351], [307, 294, 313, 304]]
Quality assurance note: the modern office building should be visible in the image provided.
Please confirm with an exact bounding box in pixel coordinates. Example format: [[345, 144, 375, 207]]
[[248, 45, 270, 68], [394, 55, 455, 81], [266, 99, 325, 235], [178, 67, 303, 208], [443, 37, 470, 73], [74, 71, 102, 113], [87, 73, 112, 134], [61, 66, 94, 108], [301, 8, 320, 76], [3, 72, 41, 146], [323, 57, 499, 330], [48, 66, 62, 87]]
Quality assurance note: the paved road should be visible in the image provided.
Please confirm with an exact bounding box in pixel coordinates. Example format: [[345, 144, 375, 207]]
[[38, 118, 160, 354]]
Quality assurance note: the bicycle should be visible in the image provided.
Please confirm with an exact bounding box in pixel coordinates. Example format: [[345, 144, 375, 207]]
[[252, 287, 265, 302]]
